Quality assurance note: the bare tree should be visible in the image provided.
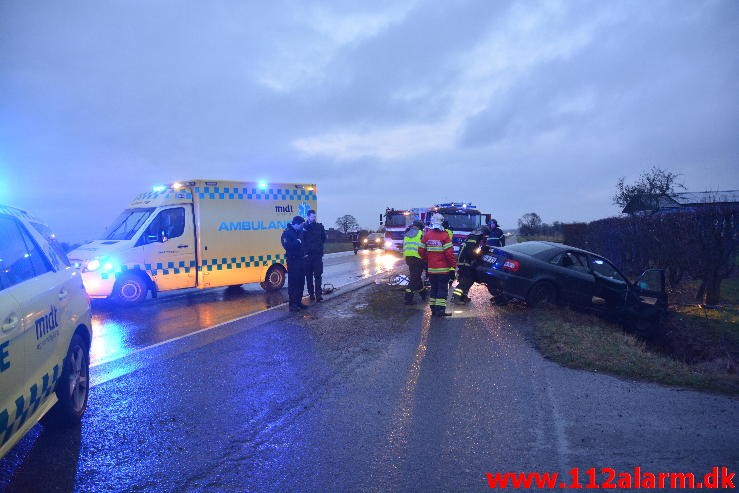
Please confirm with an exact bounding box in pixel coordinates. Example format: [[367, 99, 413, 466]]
[[518, 212, 542, 236], [613, 166, 686, 209], [335, 215, 359, 236]]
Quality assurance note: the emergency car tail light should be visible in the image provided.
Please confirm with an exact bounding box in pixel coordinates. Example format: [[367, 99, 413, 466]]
[[502, 260, 520, 272]]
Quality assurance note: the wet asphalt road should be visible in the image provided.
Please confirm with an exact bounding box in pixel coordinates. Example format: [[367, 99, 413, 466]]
[[1, 273, 737, 491], [88, 249, 399, 366]]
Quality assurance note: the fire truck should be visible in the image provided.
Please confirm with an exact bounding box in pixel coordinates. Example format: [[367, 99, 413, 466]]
[[382, 203, 489, 253], [381, 208, 414, 252], [426, 202, 490, 253]]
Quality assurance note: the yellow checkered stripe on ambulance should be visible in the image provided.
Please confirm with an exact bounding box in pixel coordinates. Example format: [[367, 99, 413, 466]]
[[1, 363, 61, 447], [100, 260, 199, 280], [194, 186, 317, 201], [99, 255, 285, 279], [199, 254, 285, 271]]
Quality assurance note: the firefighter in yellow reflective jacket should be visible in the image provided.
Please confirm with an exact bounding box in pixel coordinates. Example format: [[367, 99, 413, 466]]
[[403, 220, 427, 304]]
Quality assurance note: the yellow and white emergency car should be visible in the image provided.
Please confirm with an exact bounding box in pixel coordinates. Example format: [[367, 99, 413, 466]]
[[0, 205, 92, 459], [69, 179, 318, 304]]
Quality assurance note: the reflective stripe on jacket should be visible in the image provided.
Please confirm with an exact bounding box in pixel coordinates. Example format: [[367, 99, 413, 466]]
[[420, 229, 456, 273]]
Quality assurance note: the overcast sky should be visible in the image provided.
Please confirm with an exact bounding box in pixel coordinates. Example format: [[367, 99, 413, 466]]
[[1, 0, 737, 242]]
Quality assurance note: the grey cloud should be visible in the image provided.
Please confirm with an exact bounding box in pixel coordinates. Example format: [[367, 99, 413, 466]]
[[1, 0, 737, 242]]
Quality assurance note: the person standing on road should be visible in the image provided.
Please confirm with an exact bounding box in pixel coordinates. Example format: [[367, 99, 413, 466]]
[[303, 209, 327, 302], [420, 213, 456, 317], [281, 215, 309, 312], [452, 222, 491, 304], [403, 220, 426, 305]]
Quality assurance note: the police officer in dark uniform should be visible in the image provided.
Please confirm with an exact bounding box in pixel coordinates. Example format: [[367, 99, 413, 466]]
[[281, 215, 308, 312], [302, 209, 327, 302]]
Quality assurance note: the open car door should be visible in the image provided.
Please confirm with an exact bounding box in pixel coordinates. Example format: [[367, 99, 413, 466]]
[[634, 269, 667, 310]]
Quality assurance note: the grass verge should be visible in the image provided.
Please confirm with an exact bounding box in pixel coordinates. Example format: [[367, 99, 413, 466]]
[[533, 308, 739, 395]]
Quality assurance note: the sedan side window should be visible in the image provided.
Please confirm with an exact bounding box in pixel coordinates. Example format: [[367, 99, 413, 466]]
[[591, 257, 627, 283], [551, 252, 589, 273], [0, 216, 52, 291]]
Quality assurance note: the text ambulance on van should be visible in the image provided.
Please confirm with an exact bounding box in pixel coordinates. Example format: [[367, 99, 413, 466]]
[[69, 180, 317, 305]]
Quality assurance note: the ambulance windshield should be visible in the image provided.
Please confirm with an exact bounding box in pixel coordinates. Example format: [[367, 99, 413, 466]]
[[104, 208, 155, 240]]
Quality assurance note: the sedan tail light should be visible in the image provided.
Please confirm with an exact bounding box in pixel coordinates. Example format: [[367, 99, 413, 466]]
[[501, 259, 520, 272]]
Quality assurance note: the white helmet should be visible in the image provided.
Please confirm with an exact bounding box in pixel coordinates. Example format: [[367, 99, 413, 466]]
[[430, 213, 445, 230]]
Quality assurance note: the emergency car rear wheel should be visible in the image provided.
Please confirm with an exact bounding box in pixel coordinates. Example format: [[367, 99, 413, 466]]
[[260, 265, 286, 292], [44, 333, 89, 428], [114, 273, 148, 304]]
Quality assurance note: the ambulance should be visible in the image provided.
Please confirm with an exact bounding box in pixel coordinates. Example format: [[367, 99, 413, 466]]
[[69, 179, 317, 305]]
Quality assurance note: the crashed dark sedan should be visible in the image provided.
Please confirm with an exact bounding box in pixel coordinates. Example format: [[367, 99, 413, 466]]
[[476, 241, 667, 334]]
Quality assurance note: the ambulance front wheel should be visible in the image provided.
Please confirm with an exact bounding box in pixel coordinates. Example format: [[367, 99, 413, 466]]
[[113, 273, 149, 304], [260, 265, 286, 292]]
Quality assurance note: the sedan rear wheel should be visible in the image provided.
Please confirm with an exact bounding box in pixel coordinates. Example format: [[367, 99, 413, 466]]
[[527, 282, 557, 307]]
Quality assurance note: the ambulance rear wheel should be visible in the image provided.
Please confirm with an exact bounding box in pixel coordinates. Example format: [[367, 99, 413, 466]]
[[260, 265, 286, 292], [114, 273, 148, 304]]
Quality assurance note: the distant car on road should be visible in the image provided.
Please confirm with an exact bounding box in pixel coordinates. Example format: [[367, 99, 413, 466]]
[[0, 206, 92, 459], [363, 233, 385, 250], [477, 241, 667, 335]]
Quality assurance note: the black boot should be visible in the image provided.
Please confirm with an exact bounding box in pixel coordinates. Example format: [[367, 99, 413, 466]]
[[419, 288, 428, 301], [404, 290, 414, 305]]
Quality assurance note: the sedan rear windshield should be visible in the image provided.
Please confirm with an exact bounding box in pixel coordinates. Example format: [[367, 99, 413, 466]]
[[505, 242, 559, 259]]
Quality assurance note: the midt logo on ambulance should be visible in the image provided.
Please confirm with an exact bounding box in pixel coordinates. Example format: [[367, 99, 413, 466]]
[[218, 219, 290, 232], [35, 305, 59, 340]]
